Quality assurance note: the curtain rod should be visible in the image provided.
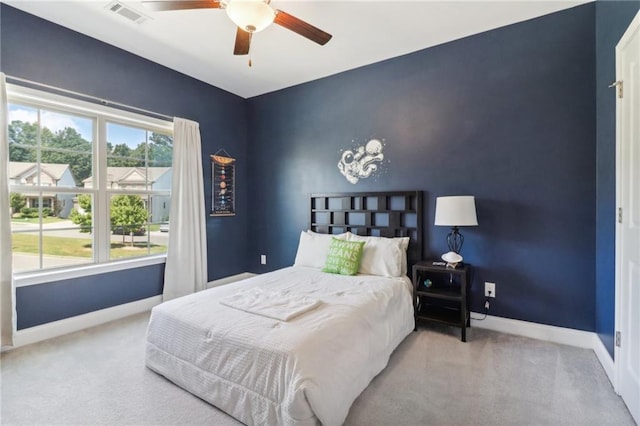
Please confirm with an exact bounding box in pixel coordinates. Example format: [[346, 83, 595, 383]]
[[4, 75, 174, 122]]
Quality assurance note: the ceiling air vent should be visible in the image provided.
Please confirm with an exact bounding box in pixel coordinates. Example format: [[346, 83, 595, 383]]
[[106, 1, 149, 24]]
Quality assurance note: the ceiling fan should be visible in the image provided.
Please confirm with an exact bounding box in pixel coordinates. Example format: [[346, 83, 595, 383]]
[[142, 0, 332, 58]]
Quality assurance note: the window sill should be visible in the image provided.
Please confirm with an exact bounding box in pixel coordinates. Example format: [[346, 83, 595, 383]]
[[14, 255, 167, 288]]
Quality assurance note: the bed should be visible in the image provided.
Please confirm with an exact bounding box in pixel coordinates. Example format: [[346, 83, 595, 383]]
[[145, 191, 423, 425]]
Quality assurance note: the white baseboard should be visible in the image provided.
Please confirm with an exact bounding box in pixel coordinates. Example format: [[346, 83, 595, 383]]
[[470, 313, 595, 348], [593, 334, 616, 388], [470, 312, 616, 388], [2, 286, 618, 391], [4, 295, 162, 351], [3, 271, 257, 351], [207, 272, 256, 288]]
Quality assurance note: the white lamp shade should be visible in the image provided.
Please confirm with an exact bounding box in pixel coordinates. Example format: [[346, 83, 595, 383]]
[[434, 196, 478, 226], [225, 0, 275, 33]]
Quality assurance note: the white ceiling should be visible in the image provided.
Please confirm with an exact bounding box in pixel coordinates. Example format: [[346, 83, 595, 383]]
[[3, 0, 588, 98]]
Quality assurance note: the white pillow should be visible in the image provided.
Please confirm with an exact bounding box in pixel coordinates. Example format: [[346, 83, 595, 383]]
[[293, 230, 347, 269], [398, 237, 410, 276], [346, 233, 409, 277]]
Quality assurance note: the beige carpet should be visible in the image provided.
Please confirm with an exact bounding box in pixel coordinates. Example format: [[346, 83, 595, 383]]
[[1, 312, 634, 425]]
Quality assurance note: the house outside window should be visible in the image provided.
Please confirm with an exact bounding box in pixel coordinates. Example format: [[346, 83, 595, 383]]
[[9, 162, 75, 217], [7, 85, 173, 276]]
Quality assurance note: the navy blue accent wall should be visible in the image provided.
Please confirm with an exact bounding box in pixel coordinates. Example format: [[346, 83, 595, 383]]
[[3, 2, 630, 337], [16, 264, 164, 329], [595, 0, 640, 358], [247, 5, 597, 331], [1, 4, 248, 327]]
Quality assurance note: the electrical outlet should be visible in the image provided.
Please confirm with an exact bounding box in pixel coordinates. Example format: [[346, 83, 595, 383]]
[[485, 282, 496, 298], [260, 255, 267, 265]]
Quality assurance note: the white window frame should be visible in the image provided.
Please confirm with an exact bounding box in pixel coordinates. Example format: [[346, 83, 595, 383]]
[[7, 84, 174, 287]]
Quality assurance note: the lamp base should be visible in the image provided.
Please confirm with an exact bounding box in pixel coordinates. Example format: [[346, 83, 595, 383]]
[[442, 251, 463, 268], [447, 226, 464, 254]]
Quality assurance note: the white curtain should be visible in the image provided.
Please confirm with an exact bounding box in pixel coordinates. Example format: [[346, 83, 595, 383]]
[[163, 118, 207, 301], [0, 73, 15, 346]]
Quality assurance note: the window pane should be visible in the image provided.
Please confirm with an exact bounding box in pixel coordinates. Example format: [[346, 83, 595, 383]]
[[107, 126, 173, 192], [10, 191, 50, 226], [107, 122, 146, 167], [11, 232, 41, 273], [40, 109, 93, 151], [8, 104, 38, 150], [41, 229, 93, 270], [8, 90, 172, 273], [148, 133, 173, 214], [107, 123, 147, 191], [149, 194, 171, 224], [10, 190, 41, 272], [109, 194, 159, 260], [68, 193, 94, 235], [8, 148, 37, 186], [9, 104, 93, 190], [9, 161, 80, 217], [40, 109, 93, 188], [8, 104, 39, 190], [11, 191, 94, 272], [39, 150, 91, 189], [148, 132, 173, 168]]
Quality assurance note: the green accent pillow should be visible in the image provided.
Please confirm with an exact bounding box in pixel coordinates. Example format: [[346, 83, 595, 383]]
[[322, 238, 365, 275]]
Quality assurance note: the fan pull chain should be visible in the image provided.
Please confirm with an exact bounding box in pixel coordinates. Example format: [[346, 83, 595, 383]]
[[248, 31, 253, 67]]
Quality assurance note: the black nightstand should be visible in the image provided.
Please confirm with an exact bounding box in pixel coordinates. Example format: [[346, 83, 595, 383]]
[[412, 260, 472, 342]]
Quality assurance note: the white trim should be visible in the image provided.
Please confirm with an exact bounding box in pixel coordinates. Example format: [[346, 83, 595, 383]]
[[96, 116, 109, 263], [470, 313, 620, 388], [3, 271, 257, 350], [1, 295, 162, 351], [614, 8, 640, 398], [593, 334, 616, 388], [0, 287, 620, 389], [7, 84, 173, 133], [14, 255, 166, 287], [5, 75, 173, 122], [614, 13, 624, 397], [8, 84, 174, 276], [207, 272, 257, 288], [470, 313, 594, 348]]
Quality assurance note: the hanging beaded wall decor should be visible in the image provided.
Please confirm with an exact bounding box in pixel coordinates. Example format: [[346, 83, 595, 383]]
[[211, 150, 236, 216]]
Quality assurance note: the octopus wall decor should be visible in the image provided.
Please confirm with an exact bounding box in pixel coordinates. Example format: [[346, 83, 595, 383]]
[[338, 139, 386, 184]]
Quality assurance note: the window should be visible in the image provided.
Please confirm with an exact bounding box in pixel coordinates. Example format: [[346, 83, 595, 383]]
[[7, 85, 173, 275]]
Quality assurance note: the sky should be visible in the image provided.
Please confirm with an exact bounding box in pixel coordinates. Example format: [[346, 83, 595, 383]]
[[107, 122, 147, 149], [8, 103, 158, 149], [8, 103, 93, 140]]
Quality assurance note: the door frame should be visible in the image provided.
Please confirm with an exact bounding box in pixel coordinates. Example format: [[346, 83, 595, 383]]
[[614, 9, 640, 398]]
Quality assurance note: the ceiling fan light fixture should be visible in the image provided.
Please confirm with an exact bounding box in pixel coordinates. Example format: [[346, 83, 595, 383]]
[[225, 0, 275, 33]]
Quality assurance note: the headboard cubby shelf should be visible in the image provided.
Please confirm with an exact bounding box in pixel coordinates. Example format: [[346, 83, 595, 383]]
[[309, 191, 423, 272]]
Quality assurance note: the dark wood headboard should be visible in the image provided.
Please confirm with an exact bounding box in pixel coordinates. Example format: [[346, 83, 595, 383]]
[[309, 191, 423, 273]]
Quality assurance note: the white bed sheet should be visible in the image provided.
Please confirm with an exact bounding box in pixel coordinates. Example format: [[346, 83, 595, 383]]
[[145, 266, 414, 426]]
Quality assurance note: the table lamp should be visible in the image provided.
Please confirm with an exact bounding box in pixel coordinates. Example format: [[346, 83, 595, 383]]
[[434, 196, 478, 257]]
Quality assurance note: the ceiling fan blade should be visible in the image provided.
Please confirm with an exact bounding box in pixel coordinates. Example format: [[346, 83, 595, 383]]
[[142, 1, 222, 12], [234, 27, 251, 55], [274, 10, 332, 46]]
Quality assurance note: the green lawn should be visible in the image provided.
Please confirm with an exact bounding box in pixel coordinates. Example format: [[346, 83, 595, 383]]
[[12, 234, 166, 258]]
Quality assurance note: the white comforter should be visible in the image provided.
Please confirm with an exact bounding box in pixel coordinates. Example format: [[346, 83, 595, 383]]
[[145, 266, 414, 426], [219, 288, 321, 321]]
